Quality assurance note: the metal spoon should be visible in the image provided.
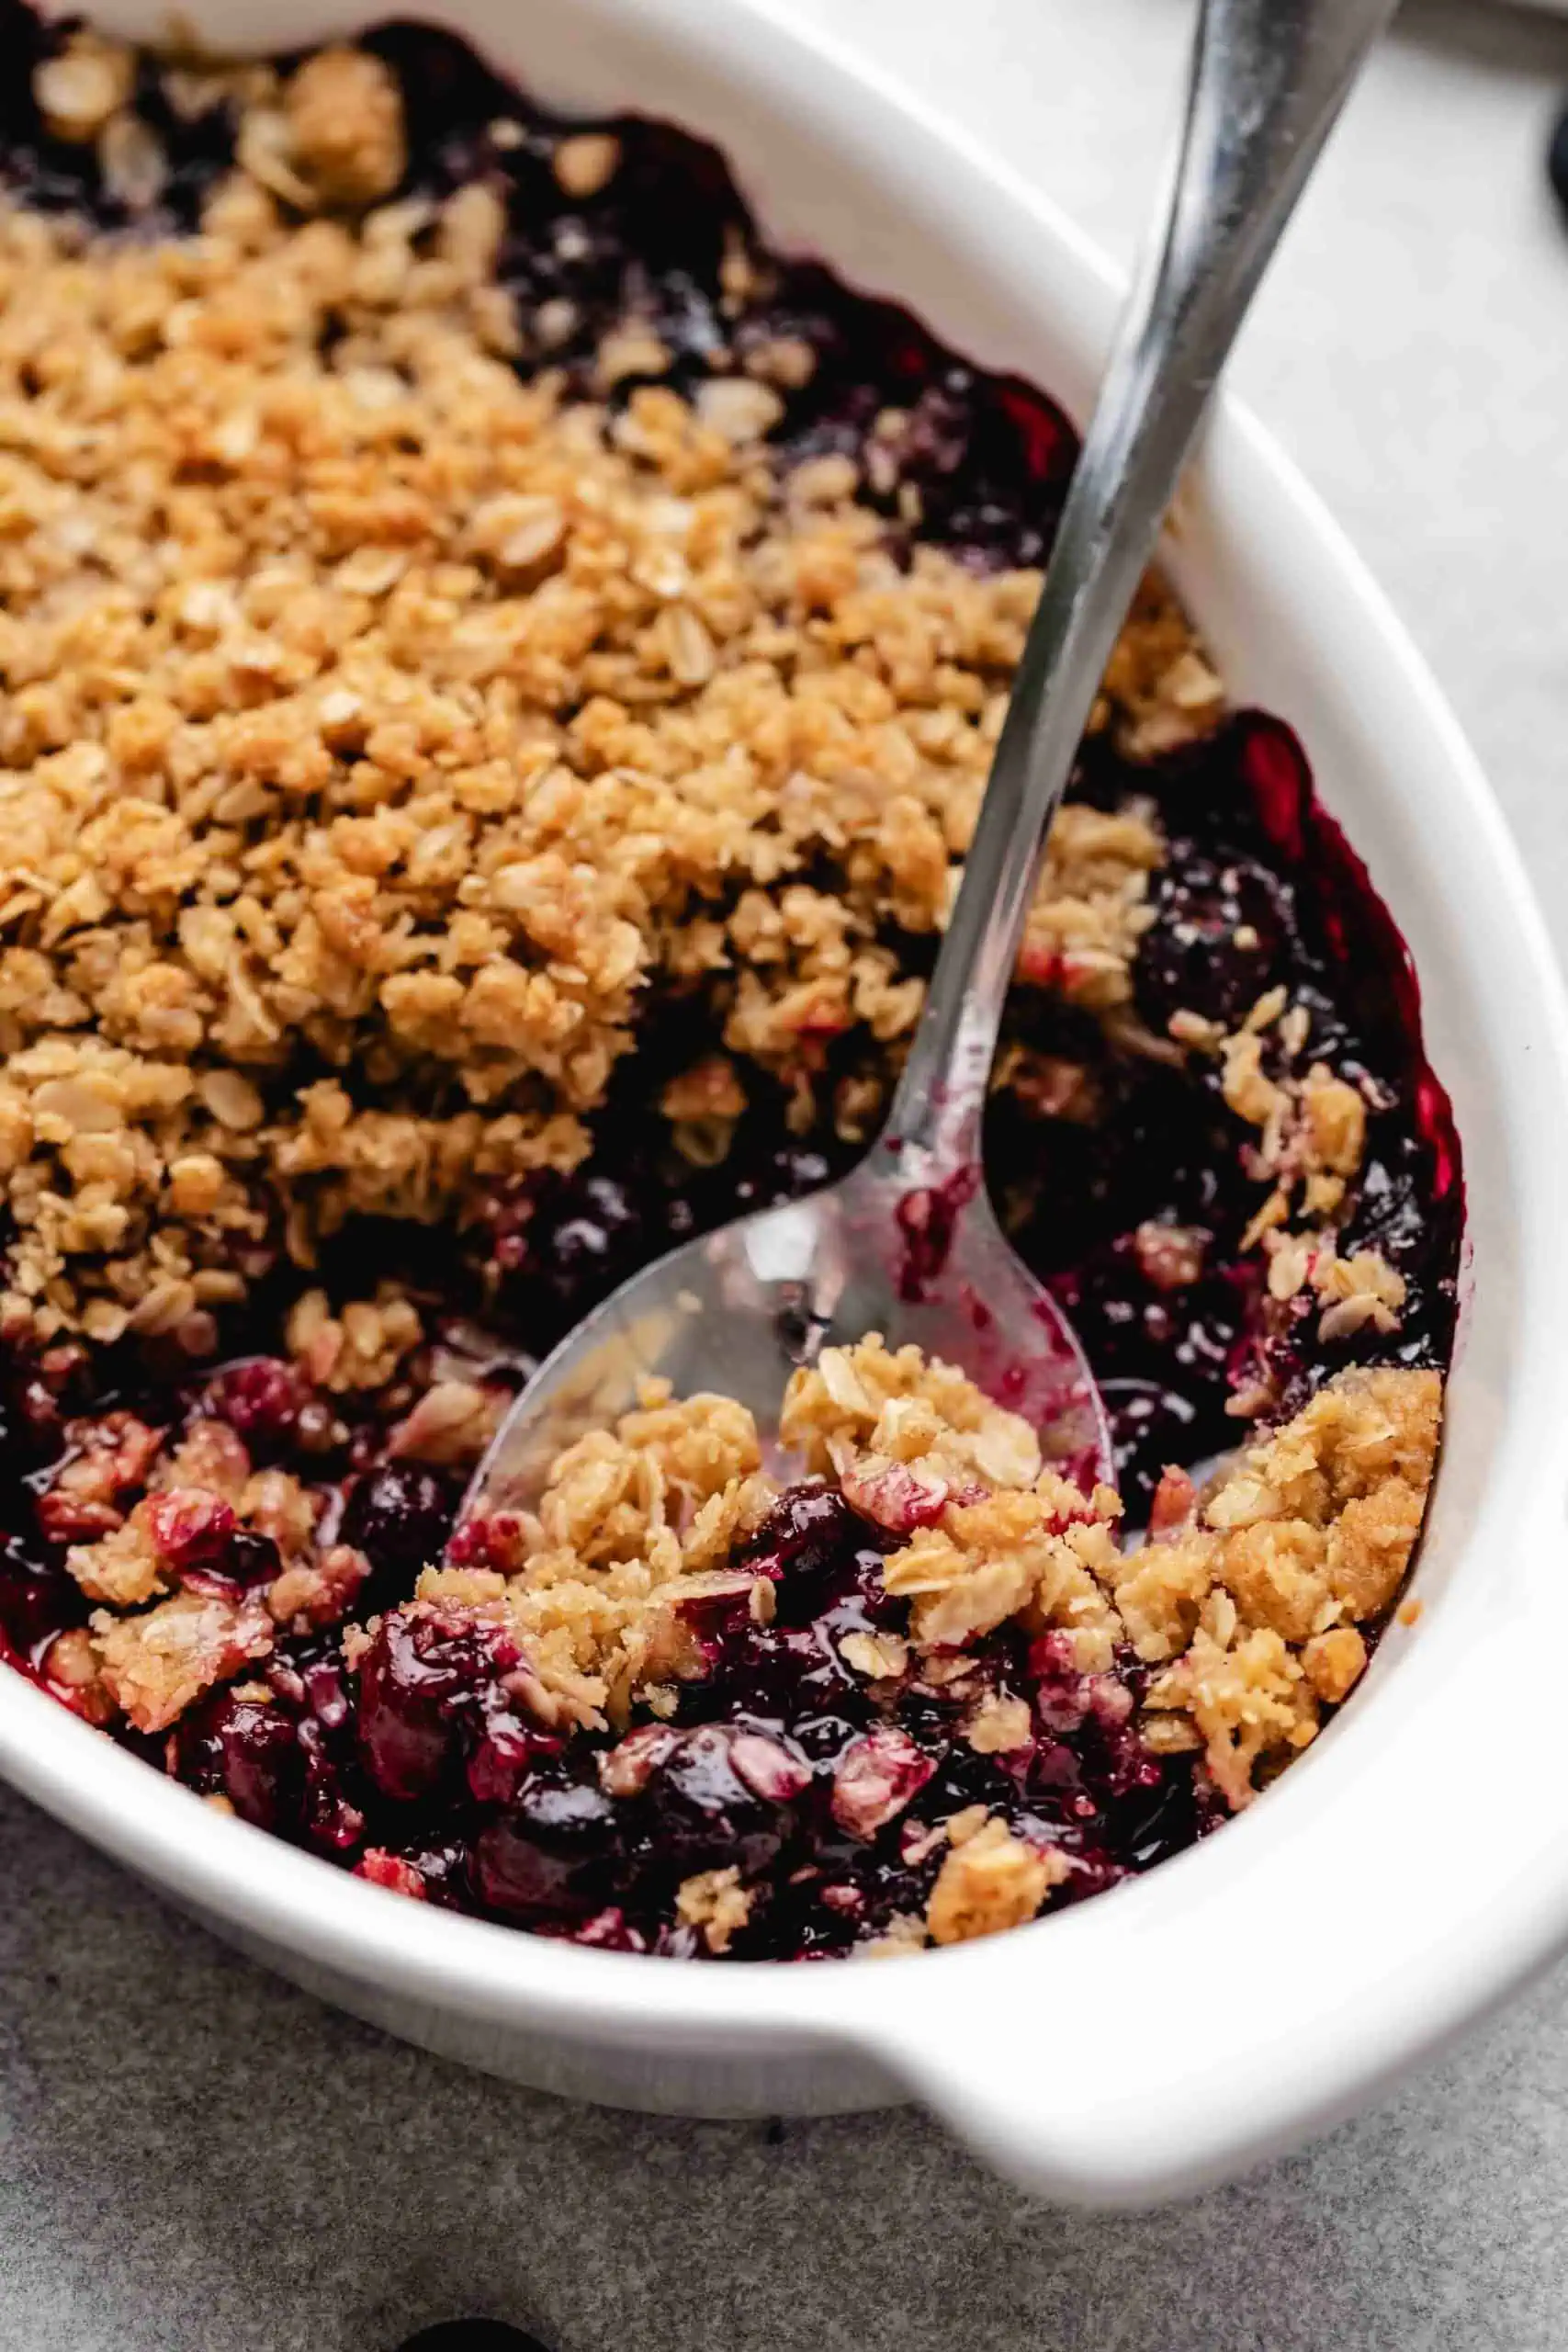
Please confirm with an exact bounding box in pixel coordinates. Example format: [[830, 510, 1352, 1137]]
[[468, 0, 1397, 1518]]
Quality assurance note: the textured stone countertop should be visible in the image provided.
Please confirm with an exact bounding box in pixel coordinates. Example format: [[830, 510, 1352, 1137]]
[[5, 2, 1568, 2346]]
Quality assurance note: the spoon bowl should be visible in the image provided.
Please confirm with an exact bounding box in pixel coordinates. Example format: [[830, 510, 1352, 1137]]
[[466, 1137, 1111, 1517]]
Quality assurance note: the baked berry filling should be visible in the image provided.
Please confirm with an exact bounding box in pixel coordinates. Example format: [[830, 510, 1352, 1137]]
[[0, 13, 1460, 1957]]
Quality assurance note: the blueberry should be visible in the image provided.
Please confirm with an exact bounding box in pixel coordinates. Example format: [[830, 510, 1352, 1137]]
[[742, 1480, 865, 1628], [747, 1479, 859, 1576], [179, 1690, 300, 1835], [225, 1527, 282, 1589], [633, 1725, 788, 1883], [340, 1463, 460, 1603], [393, 2324, 551, 2351], [474, 1759, 621, 1919], [1135, 845, 1292, 1033], [762, 1144, 832, 1201], [490, 1168, 649, 1324], [355, 1608, 514, 1804]]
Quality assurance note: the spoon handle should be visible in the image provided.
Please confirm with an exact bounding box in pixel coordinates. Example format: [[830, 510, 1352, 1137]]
[[881, 0, 1398, 1172]]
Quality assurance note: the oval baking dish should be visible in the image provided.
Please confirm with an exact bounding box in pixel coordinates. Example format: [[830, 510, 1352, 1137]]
[[3, 0, 1567, 2205]]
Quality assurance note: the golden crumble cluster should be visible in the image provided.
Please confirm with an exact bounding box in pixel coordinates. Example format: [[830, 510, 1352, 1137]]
[[780, 1336, 1125, 1663], [1127, 1364, 1442, 1805], [0, 31, 1224, 1352], [412, 1375, 781, 1733]]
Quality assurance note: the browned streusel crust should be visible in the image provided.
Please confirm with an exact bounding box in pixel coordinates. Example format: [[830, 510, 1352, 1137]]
[[49, 1279, 784, 1733], [92, 1586, 274, 1734], [0, 34, 1224, 1351], [675, 1864, 754, 1954], [926, 1810, 1070, 1947], [1125, 1363, 1443, 1804], [417, 1377, 781, 1731]]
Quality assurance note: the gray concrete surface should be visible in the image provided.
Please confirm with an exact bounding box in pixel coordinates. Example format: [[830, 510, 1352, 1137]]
[[5, 1, 1568, 2344]]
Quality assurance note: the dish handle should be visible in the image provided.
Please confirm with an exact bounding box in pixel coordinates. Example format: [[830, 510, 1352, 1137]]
[[858, 1604, 1568, 2205]]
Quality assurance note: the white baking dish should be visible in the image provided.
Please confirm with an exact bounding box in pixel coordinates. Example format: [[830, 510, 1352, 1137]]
[[5, 0, 1568, 2208]]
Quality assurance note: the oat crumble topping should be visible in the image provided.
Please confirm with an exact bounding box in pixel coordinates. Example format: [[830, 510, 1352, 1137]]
[[0, 34, 1205, 1351]]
